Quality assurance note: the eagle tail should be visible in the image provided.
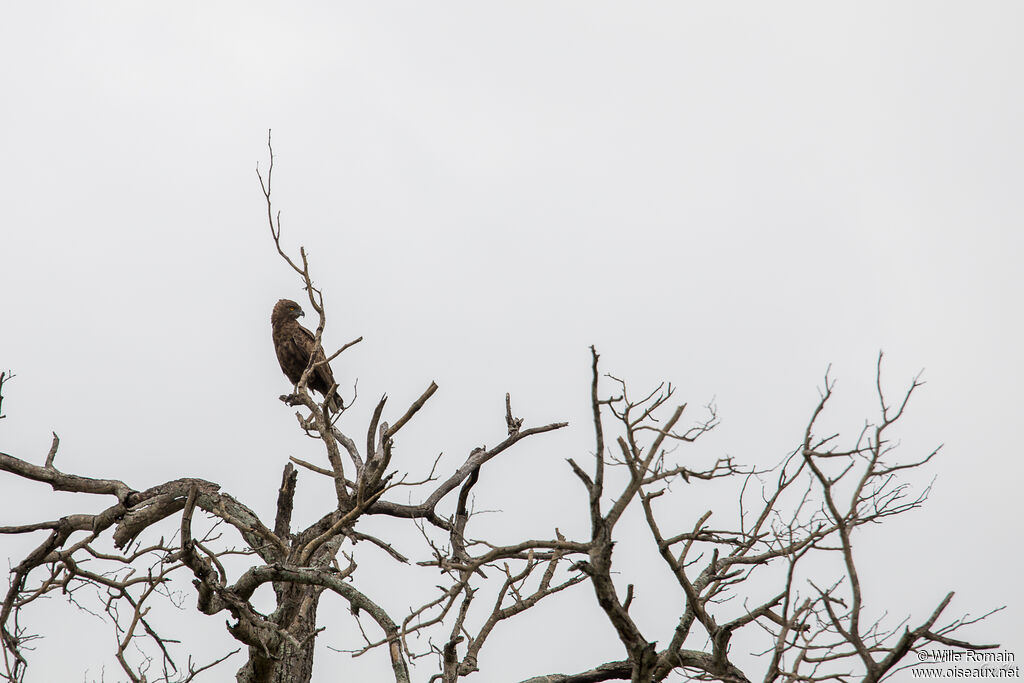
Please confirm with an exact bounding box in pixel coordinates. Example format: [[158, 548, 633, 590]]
[[325, 390, 343, 414]]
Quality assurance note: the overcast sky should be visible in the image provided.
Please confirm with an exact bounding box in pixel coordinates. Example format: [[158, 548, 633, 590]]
[[1, 3, 1022, 682]]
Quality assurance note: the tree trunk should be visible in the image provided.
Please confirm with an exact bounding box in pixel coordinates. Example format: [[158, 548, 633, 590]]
[[235, 583, 322, 683]]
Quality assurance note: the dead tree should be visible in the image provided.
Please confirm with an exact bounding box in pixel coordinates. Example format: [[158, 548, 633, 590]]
[[0, 141, 999, 683]]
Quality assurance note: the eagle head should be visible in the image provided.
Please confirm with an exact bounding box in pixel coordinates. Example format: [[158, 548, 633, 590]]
[[273, 298, 305, 322]]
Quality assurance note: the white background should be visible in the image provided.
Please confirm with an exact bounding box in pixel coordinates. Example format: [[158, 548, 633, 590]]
[[1, 3, 1021, 681]]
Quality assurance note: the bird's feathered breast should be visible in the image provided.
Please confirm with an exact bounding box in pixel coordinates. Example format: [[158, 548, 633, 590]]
[[270, 317, 310, 382]]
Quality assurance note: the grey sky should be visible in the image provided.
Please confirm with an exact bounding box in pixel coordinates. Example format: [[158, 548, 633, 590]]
[[1, 3, 1021, 681]]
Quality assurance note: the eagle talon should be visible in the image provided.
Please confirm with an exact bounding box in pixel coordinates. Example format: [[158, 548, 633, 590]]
[[280, 393, 305, 408]]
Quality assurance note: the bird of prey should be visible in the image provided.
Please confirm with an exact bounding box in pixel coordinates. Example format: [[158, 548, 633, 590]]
[[271, 298, 342, 412]]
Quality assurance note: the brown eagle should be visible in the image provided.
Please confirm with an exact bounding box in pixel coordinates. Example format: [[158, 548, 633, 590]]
[[271, 299, 342, 412]]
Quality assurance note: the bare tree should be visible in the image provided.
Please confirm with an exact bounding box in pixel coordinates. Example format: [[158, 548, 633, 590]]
[[0, 140, 999, 683]]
